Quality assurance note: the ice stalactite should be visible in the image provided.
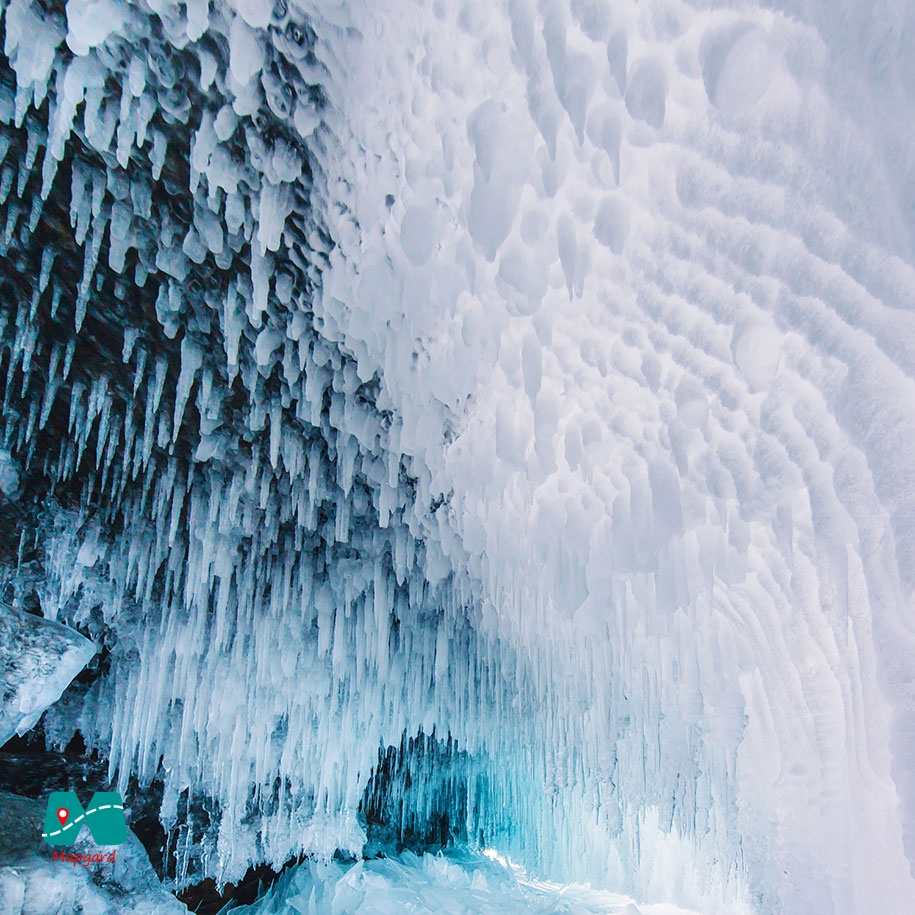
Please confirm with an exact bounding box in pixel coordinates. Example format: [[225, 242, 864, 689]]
[[0, 0, 525, 892]]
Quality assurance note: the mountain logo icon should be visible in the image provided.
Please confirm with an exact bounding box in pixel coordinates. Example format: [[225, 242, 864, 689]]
[[42, 792, 126, 846]]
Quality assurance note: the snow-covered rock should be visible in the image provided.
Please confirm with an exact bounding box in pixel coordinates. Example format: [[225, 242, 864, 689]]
[[0, 604, 95, 747]]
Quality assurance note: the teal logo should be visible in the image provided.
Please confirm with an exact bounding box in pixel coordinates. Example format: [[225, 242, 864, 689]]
[[42, 792, 126, 846]]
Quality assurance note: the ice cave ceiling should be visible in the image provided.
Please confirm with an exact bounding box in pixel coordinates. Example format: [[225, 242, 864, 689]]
[[0, 0, 914, 912]]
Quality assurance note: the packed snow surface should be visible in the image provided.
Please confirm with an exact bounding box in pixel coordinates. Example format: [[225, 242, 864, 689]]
[[0, 0, 913, 913]]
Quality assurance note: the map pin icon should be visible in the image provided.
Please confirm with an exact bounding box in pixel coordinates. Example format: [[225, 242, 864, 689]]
[[56, 808, 68, 827]]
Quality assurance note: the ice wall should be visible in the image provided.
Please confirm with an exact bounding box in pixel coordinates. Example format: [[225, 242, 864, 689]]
[[296, 0, 915, 909], [0, 0, 913, 912]]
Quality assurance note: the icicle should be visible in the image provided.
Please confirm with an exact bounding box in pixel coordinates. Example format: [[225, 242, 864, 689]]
[[17, 322, 38, 391], [173, 337, 203, 439], [133, 346, 148, 394], [21, 397, 39, 450], [49, 57, 91, 162], [108, 199, 133, 274], [70, 159, 91, 241], [27, 284, 40, 323], [17, 124, 39, 197], [116, 83, 135, 168], [223, 281, 242, 378], [61, 336, 76, 381], [150, 129, 167, 180], [95, 390, 113, 466], [150, 355, 168, 415], [49, 283, 63, 318], [249, 247, 272, 326], [67, 378, 85, 436], [40, 134, 59, 201], [268, 400, 282, 469], [38, 342, 62, 429], [38, 246, 54, 294], [75, 214, 105, 332], [3, 198, 20, 247], [0, 166, 14, 206], [25, 191, 43, 235], [122, 326, 140, 363]]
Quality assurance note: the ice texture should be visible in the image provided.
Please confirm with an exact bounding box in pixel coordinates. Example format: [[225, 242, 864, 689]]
[[226, 848, 700, 915], [0, 603, 95, 746], [0, 0, 912, 913]]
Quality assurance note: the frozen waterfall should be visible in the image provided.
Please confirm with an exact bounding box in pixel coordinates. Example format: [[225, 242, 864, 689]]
[[0, 0, 913, 912]]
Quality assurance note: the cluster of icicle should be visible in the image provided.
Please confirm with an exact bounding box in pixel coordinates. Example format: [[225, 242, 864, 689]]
[[0, 0, 531, 889]]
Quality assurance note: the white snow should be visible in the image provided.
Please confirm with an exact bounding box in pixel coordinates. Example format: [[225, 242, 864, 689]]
[[703, 24, 775, 116], [593, 196, 630, 254]]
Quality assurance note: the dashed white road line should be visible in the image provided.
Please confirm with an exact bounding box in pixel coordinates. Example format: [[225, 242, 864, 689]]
[[41, 804, 124, 838]]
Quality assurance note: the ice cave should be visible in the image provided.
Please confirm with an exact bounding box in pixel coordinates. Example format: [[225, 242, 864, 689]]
[[0, 0, 914, 912]]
